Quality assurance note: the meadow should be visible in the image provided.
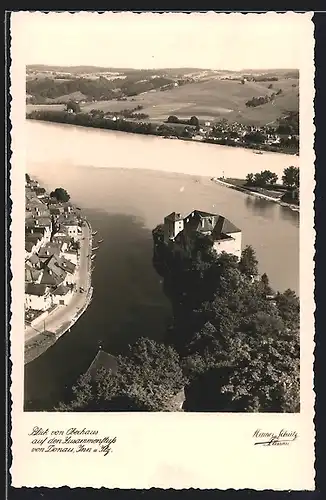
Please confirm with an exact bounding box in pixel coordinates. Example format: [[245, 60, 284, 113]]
[[26, 75, 299, 126]]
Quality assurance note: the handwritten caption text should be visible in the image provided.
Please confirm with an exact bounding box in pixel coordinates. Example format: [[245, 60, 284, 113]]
[[28, 426, 117, 456]]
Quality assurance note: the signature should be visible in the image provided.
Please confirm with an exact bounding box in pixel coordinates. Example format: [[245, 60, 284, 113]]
[[253, 429, 298, 446]]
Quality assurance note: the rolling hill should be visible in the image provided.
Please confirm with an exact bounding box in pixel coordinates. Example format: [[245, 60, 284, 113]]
[[26, 67, 299, 126]]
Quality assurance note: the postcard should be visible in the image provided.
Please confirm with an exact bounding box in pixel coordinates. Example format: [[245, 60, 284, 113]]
[[9, 11, 315, 490]]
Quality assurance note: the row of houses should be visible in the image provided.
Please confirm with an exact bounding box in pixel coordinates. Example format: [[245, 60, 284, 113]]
[[209, 121, 299, 147], [25, 178, 83, 314]]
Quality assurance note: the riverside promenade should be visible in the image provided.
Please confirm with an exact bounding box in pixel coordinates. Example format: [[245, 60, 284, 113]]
[[24, 219, 93, 364]]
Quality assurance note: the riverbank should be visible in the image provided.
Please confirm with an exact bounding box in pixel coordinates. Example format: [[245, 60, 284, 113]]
[[24, 198, 94, 365], [26, 112, 299, 156], [211, 177, 300, 212]]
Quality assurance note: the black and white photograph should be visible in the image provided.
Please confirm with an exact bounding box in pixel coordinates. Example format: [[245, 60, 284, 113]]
[[22, 12, 303, 413], [9, 10, 315, 491]]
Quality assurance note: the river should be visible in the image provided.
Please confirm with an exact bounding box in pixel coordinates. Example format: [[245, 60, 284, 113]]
[[24, 121, 299, 410]]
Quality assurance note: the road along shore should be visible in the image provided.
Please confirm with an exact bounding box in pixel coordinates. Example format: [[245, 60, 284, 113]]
[[24, 218, 94, 365]]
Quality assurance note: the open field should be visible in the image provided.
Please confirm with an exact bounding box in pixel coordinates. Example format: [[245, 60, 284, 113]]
[[27, 104, 66, 112], [226, 90, 299, 125], [26, 72, 299, 126], [79, 78, 282, 121]]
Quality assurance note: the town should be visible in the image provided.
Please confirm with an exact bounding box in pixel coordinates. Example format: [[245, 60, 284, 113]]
[[27, 104, 299, 155], [24, 175, 93, 362]]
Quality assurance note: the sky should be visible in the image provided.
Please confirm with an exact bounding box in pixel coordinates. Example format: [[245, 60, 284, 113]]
[[12, 11, 311, 70]]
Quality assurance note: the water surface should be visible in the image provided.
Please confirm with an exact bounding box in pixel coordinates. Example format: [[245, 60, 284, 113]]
[[24, 121, 299, 410]]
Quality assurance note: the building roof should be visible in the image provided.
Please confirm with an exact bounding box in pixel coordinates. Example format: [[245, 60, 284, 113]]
[[86, 350, 119, 380], [26, 216, 51, 229], [184, 210, 241, 235], [59, 216, 79, 227], [40, 267, 66, 287], [34, 216, 52, 227], [58, 256, 76, 274], [25, 188, 35, 201], [25, 232, 44, 245], [25, 241, 36, 253], [217, 216, 241, 234], [46, 254, 76, 275], [53, 226, 70, 237], [165, 212, 183, 222], [26, 253, 42, 268], [26, 226, 45, 236], [170, 210, 241, 246], [52, 234, 72, 245], [26, 202, 50, 214], [25, 210, 34, 220], [33, 187, 46, 196], [49, 207, 64, 215], [25, 283, 48, 296], [28, 180, 39, 188], [38, 242, 61, 259], [25, 263, 42, 283], [52, 284, 71, 296]]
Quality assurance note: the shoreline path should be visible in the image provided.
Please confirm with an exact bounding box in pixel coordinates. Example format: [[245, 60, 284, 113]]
[[25, 221, 92, 343]]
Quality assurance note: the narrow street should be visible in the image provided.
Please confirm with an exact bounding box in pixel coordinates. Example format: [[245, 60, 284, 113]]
[[25, 221, 92, 343]]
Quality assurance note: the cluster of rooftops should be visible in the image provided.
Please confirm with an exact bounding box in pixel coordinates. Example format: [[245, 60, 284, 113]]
[[164, 209, 241, 242], [25, 178, 81, 301]]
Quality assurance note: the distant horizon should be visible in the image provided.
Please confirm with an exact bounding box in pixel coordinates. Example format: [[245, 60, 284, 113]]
[[26, 64, 299, 73]]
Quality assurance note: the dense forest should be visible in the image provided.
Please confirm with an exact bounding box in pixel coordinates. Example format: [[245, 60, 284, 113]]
[[26, 74, 175, 102], [275, 111, 299, 135]]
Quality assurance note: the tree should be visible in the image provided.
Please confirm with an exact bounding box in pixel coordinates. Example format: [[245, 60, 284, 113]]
[[58, 338, 187, 412], [253, 170, 278, 187], [189, 116, 200, 130], [268, 172, 278, 185], [244, 131, 265, 144], [238, 245, 259, 278], [260, 273, 273, 295], [245, 173, 255, 186], [50, 187, 70, 202], [219, 328, 299, 412], [25, 173, 31, 183], [66, 100, 81, 113], [167, 115, 179, 124], [274, 289, 300, 330], [282, 166, 299, 189]]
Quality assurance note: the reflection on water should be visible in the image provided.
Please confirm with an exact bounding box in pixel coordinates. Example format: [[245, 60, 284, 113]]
[[24, 121, 300, 410], [245, 196, 276, 219], [27, 120, 299, 179], [24, 212, 172, 410], [279, 205, 300, 225]]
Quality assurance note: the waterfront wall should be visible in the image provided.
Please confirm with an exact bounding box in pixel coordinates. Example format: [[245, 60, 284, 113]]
[[55, 286, 94, 340], [211, 178, 300, 212], [24, 217, 94, 364]]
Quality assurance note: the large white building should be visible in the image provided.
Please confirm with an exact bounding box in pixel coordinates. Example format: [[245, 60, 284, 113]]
[[163, 210, 242, 260]]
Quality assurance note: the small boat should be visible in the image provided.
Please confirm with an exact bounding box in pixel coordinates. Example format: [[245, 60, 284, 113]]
[[92, 246, 99, 251], [92, 231, 98, 236], [91, 254, 96, 260], [98, 239, 104, 244], [254, 151, 263, 155]]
